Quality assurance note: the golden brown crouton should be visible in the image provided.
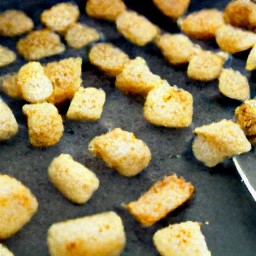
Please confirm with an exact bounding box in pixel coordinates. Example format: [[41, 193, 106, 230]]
[[17, 29, 65, 60], [0, 174, 38, 239], [218, 68, 250, 101], [0, 98, 18, 141], [246, 44, 256, 71], [0, 243, 14, 256], [86, 0, 126, 21], [22, 102, 64, 147], [153, 0, 190, 20], [47, 212, 126, 256], [215, 25, 256, 54], [126, 175, 194, 226], [153, 221, 211, 256], [48, 154, 99, 204], [65, 23, 100, 49], [192, 120, 251, 167], [0, 74, 22, 99], [144, 82, 193, 128], [0, 10, 33, 37], [116, 11, 158, 46], [66, 87, 106, 121], [89, 43, 130, 77], [88, 128, 151, 177], [115, 57, 162, 95], [17, 62, 53, 103], [45, 57, 82, 105], [179, 9, 224, 39], [0, 45, 16, 67], [41, 2, 79, 33]]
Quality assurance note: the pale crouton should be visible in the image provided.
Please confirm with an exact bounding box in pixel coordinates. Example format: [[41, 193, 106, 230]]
[[215, 25, 256, 54], [0, 98, 18, 141], [246, 44, 256, 71], [89, 43, 130, 77], [45, 57, 82, 105], [22, 102, 64, 147], [0, 10, 33, 37], [218, 68, 250, 101], [144, 82, 193, 128], [126, 175, 194, 226], [0, 45, 16, 67], [17, 62, 53, 103], [153, 0, 190, 20], [66, 87, 106, 121], [187, 51, 224, 81], [179, 9, 224, 39], [88, 128, 151, 176], [86, 0, 126, 21], [65, 23, 100, 49], [116, 11, 158, 46], [192, 119, 251, 167], [0, 174, 38, 239], [0, 244, 14, 256], [41, 2, 79, 33], [0, 74, 22, 99], [115, 57, 162, 95], [17, 29, 65, 60], [47, 212, 126, 256], [153, 221, 211, 256], [48, 154, 99, 204]]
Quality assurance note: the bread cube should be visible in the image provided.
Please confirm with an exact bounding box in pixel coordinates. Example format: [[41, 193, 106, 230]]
[[41, 2, 79, 33], [17, 29, 65, 60], [66, 87, 106, 121], [246, 44, 256, 71], [192, 119, 251, 167], [153, 221, 211, 256], [22, 102, 64, 147], [0, 244, 14, 256], [45, 57, 82, 105], [47, 212, 126, 256], [115, 57, 162, 95], [116, 11, 158, 46], [0, 98, 18, 141], [0, 10, 33, 37], [0, 74, 22, 99], [48, 154, 99, 204], [88, 128, 151, 176], [218, 68, 250, 101], [0, 174, 38, 239], [126, 175, 194, 226], [89, 43, 130, 77], [0, 45, 16, 67]]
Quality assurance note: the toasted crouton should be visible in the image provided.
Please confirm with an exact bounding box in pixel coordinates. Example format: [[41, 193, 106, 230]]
[[0, 244, 14, 256], [126, 175, 194, 226], [153, 221, 211, 256], [0, 74, 22, 99], [246, 44, 256, 71], [47, 212, 126, 256], [0, 45, 16, 67]]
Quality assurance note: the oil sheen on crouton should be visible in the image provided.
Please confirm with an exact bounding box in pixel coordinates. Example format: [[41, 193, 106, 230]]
[[0, 45, 16, 67], [126, 175, 194, 226], [0, 243, 14, 256]]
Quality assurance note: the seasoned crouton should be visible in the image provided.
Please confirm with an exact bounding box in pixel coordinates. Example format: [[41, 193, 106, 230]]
[[0, 45, 16, 67], [48, 154, 99, 204], [45, 57, 82, 105], [126, 175, 194, 226], [116, 11, 158, 46], [144, 82, 193, 128], [86, 0, 126, 21], [0, 174, 38, 239], [153, 221, 211, 256], [0, 244, 14, 256], [115, 57, 162, 95], [17, 29, 65, 60], [41, 2, 79, 33], [0, 98, 18, 141], [89, 43, 130, 77], [22, 102, 64, 147], [218, 68, 250, 101], [66, 87, 106, 121], [215, 25, 256, 54], [246, 44, 256, 71], [153, 0, 190, 20], [88, 128, 151, 176], [0, 74, 22, 99], [47, 212, 126, 256], [192, 120, 251, 167], [0, 10, 33, 37], [17, 62, 53, 103], [179, 9, 224, 39], [65, 23, 100, 49]]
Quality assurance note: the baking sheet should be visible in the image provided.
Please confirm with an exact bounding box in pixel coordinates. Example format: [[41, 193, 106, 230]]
[[0, 0, 256, 255]]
